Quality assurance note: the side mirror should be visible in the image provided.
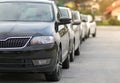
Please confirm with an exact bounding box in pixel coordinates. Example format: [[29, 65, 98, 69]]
[[82, 19, 87, 22], [72, 20, 81, 25], [59, 17, 71, 25], [89, 18, 93, 23]]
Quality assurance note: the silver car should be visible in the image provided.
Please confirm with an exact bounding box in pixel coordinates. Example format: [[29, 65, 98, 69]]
[[59, 7, 81, 62], [86, 15, 97, 37], [80, 14, 88, 41]]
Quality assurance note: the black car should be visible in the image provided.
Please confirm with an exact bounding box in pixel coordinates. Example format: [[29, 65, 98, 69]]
[[0, 0, 71, 81]]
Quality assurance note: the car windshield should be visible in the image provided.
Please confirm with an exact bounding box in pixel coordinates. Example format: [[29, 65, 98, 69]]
[[72, 12, 80, 21], [0, 2, 53, 22]]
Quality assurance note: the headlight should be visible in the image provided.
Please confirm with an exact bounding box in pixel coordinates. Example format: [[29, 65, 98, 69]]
[[31, 36, 54, 45]]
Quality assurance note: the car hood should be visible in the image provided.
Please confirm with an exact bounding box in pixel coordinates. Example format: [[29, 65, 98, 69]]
[[0, 22, 54, 39]]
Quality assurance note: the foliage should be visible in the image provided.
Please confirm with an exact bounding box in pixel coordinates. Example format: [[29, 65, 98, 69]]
[[108, 17, 120, 25], [96, 20, 109, 26], [80, 9, 91, 15], [57, 0, 64, 6], [97, 17, 120, 26]]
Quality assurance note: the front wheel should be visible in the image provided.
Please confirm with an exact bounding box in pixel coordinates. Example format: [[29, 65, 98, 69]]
[[92, 31, 96, 37], [75, 45, 80, 56], [70, 44, 75, 62], [87, 29, 90, 38], [62, 54, 70, 69], [45, 49, 62, 81]]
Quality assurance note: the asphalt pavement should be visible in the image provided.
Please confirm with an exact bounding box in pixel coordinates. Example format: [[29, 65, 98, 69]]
[[0, 26, 120, 83]]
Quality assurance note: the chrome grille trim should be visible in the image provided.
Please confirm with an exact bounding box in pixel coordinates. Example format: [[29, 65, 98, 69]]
[[0, 36, 32, 49]]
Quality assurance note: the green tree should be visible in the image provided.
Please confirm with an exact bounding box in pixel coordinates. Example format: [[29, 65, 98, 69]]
[[59, 0, 70, 3], [59, 0, 90, 6], [73, 0, 90, 9]]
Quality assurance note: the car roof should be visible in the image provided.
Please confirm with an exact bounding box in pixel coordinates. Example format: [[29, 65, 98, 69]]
[[58, 7, 71, 14], [72, 10, 79, 13], [59, 7, 70, 10], [0, 0, 53, 3]]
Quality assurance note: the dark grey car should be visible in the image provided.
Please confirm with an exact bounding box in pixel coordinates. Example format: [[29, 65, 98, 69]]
[[0, 0, 71, 81]]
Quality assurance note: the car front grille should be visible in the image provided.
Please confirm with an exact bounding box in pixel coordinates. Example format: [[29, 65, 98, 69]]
[[0, 37, 31, 48]]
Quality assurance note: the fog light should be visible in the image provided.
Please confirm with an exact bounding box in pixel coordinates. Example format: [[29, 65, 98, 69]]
[[32, 59, 51, 66]]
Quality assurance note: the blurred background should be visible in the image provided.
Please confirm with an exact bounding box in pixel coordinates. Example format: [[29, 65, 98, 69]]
[[55, 0, 120, 26]]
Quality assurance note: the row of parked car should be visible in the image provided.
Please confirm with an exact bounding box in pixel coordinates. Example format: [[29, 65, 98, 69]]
[[57, 6, 97, 80], [0, 0, 96, 82]]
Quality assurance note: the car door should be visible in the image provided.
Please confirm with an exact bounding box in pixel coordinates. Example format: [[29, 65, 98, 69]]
[[72, 25, 80, 50], [56, 10, 69, 60], [58, 24, 69, 60], [72, 11, 80, 50], [88, 15, 96, 34], [53, 4, 70, 61]]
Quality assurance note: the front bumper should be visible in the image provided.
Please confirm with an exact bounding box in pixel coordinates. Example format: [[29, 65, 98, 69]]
[[0, 43, 58, 73]]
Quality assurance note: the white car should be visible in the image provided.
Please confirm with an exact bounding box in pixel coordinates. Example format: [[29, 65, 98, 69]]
[[85, 15, 97, 37], [72, 11, 81, 55], [80, 14, 88, 40], [59, 7, 81, 62]]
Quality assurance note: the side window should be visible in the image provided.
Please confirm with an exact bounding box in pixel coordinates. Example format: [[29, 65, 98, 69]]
[[57, 11, 61, 19], [72, 12, 77, 21]]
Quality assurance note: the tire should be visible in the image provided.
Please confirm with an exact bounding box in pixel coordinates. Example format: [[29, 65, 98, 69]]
[[70, 43, 75, 62], [80, 40, 82, 44], [85, 33, 88, 39], [62, 54, 70, 69], [92, 31, 96, 37], [80, 36, 82, 44], [75, 45, 80, 56], [87, 29, 90, 38], [45, 49, 62, 81], [82, 38, 85, 41], [85, 34, 88, 39]]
